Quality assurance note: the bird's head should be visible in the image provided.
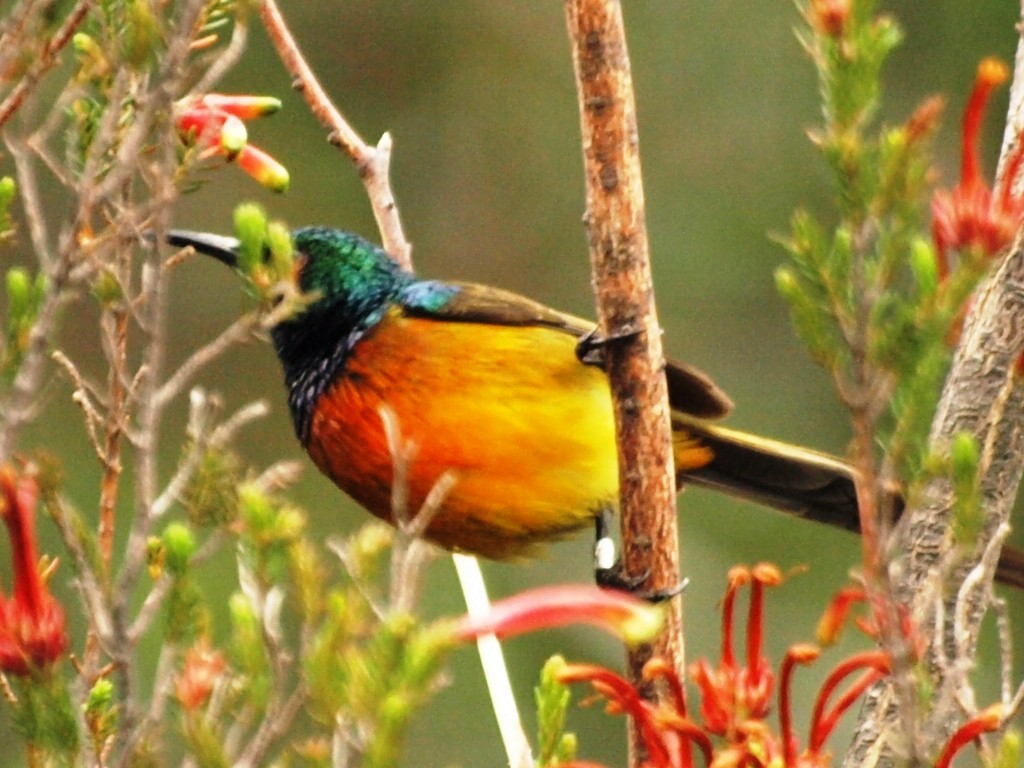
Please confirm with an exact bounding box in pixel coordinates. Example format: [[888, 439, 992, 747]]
[[167, 226, 414, 436], [167, 225, 411, 319]]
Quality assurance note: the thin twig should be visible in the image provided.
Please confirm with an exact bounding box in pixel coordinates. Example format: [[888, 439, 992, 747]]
[[233, 685, 308, 768], [154, 312, 261, 409], [0, 0, 92, 130], [52, 350, 108, 458], [258, 0, 411, 268], [5, 132, 55, 268], [98, 302, 129, 572], [192, 12, 250, 94]]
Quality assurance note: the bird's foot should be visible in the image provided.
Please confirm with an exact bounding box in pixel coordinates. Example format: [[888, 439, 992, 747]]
[[595, 563, 688, 603], [593, 510, 687, 603], [575, 324, 643, 368]]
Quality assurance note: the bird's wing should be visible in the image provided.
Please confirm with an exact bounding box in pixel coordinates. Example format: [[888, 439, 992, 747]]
[[399, 280, 733, 419]]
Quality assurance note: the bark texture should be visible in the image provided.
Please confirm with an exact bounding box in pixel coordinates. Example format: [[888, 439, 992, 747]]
[[564, 0, 684, 738]]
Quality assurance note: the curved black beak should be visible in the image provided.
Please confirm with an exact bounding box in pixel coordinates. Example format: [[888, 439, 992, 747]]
[[166, 230, 241, 268]]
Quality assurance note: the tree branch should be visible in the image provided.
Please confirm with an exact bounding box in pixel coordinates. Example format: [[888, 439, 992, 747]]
[[563, 2, 682, 764]]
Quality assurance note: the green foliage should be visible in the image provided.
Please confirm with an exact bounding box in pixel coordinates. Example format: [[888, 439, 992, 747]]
[[182, 715, 230, 768], [198, 0, 249, 41], [0, 177, 15, 241], [84, 678, 118, 758], [159, 522, 208, 644], [181, 446, 242, 527], [234, 202, 269, 276], [162, 522, 197, 576], [948, 432, 983, 546], [119, 0, 162, 70], [237, 482, 305, 587], [303, 527, 454, 768], [780, 0, 990, 491], [227, 591, 271, 711], [91, 268, 124, 307], [535, 656, 578, 767], [8, 672, 79, 761]]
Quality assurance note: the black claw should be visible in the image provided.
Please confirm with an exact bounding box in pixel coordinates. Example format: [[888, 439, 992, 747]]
[[595, 563, 687, 603], [592, 508, 686, 602], [576, 325, 643, 368], [595, 562, 649, 590]]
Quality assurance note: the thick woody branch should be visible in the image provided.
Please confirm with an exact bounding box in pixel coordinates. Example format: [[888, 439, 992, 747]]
[[563, 1, 682, 762]]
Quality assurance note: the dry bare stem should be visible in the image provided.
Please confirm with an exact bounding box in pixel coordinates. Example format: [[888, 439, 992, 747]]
[[0, 0, 92, 130], [258, 0, 411, 268]]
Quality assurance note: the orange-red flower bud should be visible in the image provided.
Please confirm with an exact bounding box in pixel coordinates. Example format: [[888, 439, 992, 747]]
[[174, 93, 289, 192], [175, 642, 227, 711]]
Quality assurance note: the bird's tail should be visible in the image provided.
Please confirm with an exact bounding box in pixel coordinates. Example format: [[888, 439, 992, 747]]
[[675, 417, 1024, 590]]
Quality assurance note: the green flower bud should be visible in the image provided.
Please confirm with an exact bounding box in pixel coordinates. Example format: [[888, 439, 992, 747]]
[[85, 678, 114, 715], [266, 221, 294, 280], [7, 267, 32, 310], [910, 238, 939, 299], [162, 522, 196, 576], [233, 203, 268, 276]]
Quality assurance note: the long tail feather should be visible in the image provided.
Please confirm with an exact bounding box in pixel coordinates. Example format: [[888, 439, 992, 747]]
[[676, 417, 1024, 589]]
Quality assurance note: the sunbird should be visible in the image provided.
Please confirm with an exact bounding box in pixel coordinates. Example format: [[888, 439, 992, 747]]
[[168, 226, 1024, 588]]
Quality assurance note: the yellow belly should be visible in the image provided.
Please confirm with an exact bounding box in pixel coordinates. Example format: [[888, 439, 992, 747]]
[[305, 310, 620, 558]]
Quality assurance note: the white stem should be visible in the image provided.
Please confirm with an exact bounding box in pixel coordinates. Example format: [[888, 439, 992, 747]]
[[451, 553, 533, 768]]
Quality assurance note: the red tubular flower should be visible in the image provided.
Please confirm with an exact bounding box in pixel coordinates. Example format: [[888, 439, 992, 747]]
[[934, 704, 1002, 768], [654, 710, 713, 767], [779, 644, 820, 767], [808, 650, 890, 753], [0, 466, 67, 675], [174, 93, 289, 192], [816, 585, 865, 646], [689, 564, 780, 738], [931, 58, 1024, 274], [644, 659, 695, 768], [556, 663, 672, 768], [453, 584, 663, 647]]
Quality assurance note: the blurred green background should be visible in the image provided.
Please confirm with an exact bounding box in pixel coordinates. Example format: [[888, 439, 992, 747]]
[[6, 1, 1024, 766]]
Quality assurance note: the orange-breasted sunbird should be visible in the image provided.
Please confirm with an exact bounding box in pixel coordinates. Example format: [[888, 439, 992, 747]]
[[167, 227, 1024, 588]]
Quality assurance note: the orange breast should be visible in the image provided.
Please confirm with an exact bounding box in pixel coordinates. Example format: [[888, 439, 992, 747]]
[[304, 309, 621, 558]]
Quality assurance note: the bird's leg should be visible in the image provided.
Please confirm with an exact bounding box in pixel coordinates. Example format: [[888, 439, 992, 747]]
[[575, 324, 643, 368], [593, 508, 687, 602]]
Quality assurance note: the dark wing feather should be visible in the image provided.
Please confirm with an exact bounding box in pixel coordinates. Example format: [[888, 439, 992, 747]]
[[401, 281, 732, 419]]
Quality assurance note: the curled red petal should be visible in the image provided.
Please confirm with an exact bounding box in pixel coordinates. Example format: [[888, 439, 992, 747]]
[[809, 650, 890, 752], [934, 704, 1002, 768]]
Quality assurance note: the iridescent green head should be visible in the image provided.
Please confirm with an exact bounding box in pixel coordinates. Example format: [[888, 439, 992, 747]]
[[167, 226, 413, 440]]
